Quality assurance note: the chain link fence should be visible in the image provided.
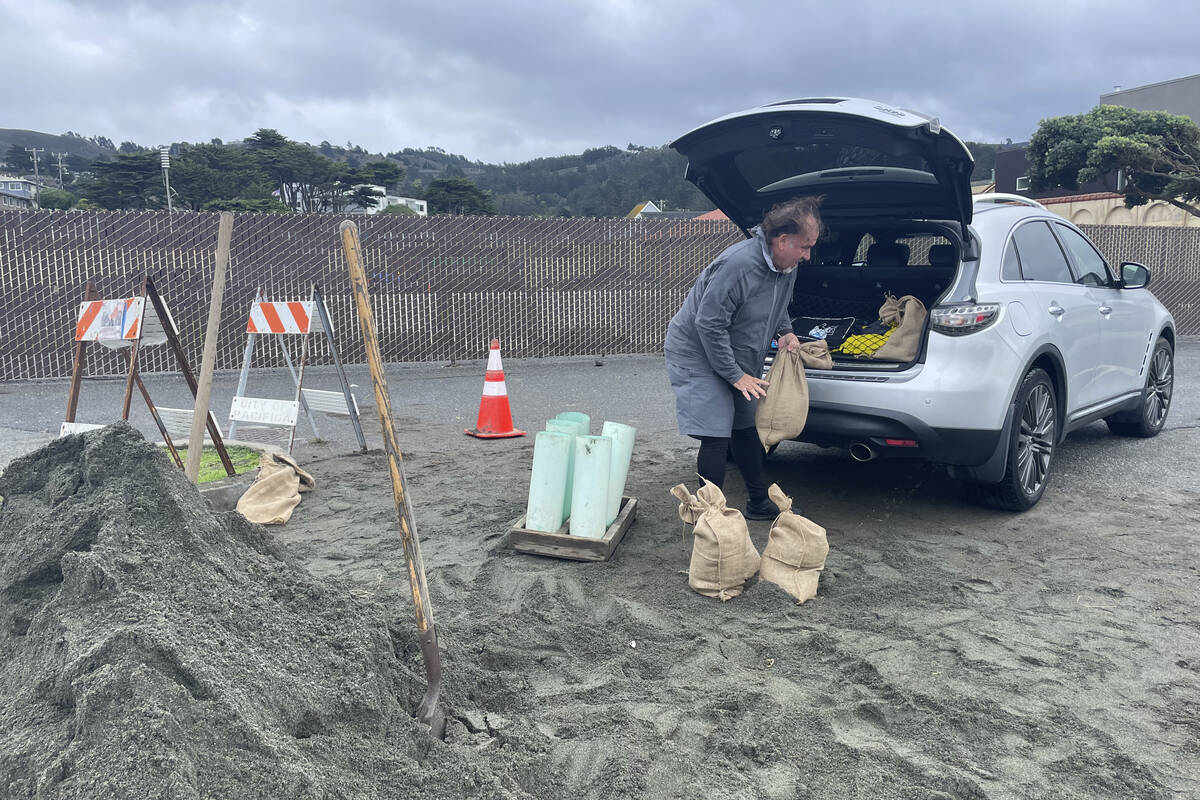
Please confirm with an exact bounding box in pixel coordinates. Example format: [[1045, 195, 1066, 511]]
[[0, 210, 740, 381], [0, 210, 1195, 382], [1080, 223, 1200, 336]]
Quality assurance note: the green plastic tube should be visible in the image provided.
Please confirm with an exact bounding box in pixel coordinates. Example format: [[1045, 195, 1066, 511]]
[[601, 421, 636, 525], [525, 431, 573, 532], [545, 418, 586, 517], [555, 411, 590, 436], [569, 435, 613, 539]]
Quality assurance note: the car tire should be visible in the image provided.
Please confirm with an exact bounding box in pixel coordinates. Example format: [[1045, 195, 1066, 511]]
[[1105, 337, 1173, 438], [966, 368, 1058, 512]]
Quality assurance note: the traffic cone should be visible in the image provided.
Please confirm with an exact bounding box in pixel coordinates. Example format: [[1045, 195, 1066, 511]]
[[465, 339, 526, 439]]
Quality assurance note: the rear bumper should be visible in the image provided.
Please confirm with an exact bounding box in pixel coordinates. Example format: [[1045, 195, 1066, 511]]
[[797, 401, 1003, 466]]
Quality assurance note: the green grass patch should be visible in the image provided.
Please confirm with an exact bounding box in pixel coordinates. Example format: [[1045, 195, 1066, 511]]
[[174, 445, 261, 484]]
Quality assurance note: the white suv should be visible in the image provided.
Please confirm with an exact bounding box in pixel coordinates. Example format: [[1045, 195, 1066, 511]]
[[671, 98, 1176, 510]]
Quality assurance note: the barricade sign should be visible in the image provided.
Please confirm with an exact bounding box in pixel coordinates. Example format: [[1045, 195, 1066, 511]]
[[228, 284, 365, 454], [61, 275, 235, 478]]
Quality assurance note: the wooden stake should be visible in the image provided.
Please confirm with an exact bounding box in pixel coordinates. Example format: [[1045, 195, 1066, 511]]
[[185, 212, 234, 482], [339, 220, 443, 737]]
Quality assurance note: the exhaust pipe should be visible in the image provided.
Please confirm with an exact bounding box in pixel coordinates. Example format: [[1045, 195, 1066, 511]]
[[849, 442, 877, 462]]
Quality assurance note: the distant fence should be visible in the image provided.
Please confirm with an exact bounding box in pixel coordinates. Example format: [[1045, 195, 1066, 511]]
[[0, 210, 1196, 382], [0, 211, 739, 381]]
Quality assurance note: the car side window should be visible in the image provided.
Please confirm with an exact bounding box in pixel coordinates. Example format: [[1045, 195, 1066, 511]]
[[1011, 221, 1074, 283], [1054, 224, 1112, 287], [1001, 240, 1022, 280]]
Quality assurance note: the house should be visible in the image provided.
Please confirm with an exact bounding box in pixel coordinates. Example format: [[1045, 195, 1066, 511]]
[[626, 200, 707, 220], [0, 175, 36, 209], [626, 200, 662, 219]]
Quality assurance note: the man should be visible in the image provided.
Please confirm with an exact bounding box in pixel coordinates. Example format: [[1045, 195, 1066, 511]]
[[664, 196, 822, 519]]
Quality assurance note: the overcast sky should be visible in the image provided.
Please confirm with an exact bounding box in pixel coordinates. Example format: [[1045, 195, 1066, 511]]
[[4, 0, 1199, 163]]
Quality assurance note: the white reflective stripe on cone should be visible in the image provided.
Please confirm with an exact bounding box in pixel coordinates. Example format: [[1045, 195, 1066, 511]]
[[486, 349, 503, 371], [482, 380, 508, 396]]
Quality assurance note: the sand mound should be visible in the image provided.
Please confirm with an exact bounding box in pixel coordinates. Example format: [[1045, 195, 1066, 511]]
[[0, 424, 556, 799]]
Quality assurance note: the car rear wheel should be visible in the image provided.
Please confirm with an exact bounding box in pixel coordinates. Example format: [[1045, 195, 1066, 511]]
[[966, 368, 1057, 512], [1106, 338, 1173, 438]]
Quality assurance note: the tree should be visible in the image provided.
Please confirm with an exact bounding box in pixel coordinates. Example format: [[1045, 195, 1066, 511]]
[[359, 159, 405, 190], [77, 151, 162, 209], [377, 202, 416, 215], [424, 177, 496, 215], [346, 184, 384, 210], [1028, 105, 1200, 218], [37, 188, 77, 210], [4, 144, 33, 173]]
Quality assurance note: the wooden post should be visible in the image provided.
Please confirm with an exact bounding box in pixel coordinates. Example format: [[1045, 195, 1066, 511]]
[[145, 278, 235, 476], [339, 220, 443, 737], [186, 211, 234, 482]]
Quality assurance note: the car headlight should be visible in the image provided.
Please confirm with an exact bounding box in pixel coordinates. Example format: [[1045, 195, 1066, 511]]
[[930, 303, 1001, 336]]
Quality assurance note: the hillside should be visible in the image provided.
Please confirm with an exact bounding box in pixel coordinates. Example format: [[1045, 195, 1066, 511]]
[[2, 127, 1002, 217], [0, 129, 114, 162]]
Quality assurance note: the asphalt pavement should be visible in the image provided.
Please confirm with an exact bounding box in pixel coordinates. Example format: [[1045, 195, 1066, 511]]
[[2, 339, 1197, 497]]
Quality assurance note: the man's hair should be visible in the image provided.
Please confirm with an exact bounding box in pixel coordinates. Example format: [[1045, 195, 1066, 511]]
[[760, 196, 824, 240]]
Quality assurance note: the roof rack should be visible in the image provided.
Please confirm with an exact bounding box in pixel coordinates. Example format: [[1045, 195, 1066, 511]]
[[972, 193, 1048, 210]]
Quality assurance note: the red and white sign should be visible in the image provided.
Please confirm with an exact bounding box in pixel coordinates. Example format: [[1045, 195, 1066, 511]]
[[75, 298, 145, 342], [246, 301, 316, 335]]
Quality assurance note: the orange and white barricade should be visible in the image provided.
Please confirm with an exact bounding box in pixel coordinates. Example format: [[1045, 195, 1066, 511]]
[[228, 285, 366, 453], [61, 276, 236, 478]]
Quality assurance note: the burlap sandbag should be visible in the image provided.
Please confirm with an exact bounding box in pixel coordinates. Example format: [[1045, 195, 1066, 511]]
[[797, 339, 834, 370], [872, 294, 927, 362], [755, 347, 810, 451], [759, 484, 828, 604], [236, 451, 316, 525], [671, 479, 760, 601]]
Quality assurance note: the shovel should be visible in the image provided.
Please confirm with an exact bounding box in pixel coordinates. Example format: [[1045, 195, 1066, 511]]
[[339, 220, 444, 738]]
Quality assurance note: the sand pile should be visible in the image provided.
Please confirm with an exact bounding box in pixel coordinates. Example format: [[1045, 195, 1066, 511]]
[[0, 425, 556, 799]]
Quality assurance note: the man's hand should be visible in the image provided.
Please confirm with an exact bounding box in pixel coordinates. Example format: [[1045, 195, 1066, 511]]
[[777, 332, 801, 352], [733, 373, 769, 401]]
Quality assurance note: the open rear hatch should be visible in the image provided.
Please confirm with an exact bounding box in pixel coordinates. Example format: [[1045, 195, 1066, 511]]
[[672, 98, 974, 370], [670, 97, 974, 237]]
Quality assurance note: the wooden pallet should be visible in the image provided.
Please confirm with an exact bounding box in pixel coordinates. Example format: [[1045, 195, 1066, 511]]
[[508, 496, 638, 562]]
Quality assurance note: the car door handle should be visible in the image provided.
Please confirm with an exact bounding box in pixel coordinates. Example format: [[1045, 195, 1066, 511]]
[[1098, 305, 1112, 316], [1048, 304, 1065, 317]]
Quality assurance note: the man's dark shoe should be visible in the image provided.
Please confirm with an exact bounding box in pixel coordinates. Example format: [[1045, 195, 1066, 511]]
[[744, 498, 780, 521]]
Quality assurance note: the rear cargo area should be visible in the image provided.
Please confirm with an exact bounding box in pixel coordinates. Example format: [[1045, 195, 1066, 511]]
[[787, 226, 959, 366]]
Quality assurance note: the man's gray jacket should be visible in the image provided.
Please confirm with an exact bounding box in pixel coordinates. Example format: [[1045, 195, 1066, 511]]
[[664, 229, 796, 385]]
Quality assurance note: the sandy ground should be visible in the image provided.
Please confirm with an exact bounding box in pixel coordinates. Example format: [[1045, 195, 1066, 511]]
[[273, 353, 1198, 798], [3, 343, 1199, 798]]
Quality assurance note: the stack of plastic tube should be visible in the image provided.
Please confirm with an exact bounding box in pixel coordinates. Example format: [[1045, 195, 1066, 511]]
[[524, 412, 636, 539]]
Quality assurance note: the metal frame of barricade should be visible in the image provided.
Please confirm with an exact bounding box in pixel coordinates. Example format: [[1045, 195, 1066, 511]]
[[227, 284, 367, 454]]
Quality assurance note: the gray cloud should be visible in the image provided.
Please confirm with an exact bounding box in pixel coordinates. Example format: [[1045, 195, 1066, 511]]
[[4, 0, 1199, 162]]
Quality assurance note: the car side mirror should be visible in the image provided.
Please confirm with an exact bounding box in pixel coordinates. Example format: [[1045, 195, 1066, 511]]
[[1120, 262, 1151, 289]]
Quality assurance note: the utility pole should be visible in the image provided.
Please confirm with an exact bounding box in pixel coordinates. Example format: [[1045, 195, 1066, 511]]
[[160, 146, 172, 212], [53, 152, 67, 187], [25, 147, 43, 208]]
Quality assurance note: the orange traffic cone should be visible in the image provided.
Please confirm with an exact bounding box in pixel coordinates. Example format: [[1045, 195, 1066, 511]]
[[465, 339, 526, 439]]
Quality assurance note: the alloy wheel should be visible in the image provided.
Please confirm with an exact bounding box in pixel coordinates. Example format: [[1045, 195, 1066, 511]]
[[1016, 384, 1055, 496], [1144, 347, 1173, 427]]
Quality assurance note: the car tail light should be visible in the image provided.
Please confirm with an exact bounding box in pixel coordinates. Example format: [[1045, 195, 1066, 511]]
[[930, 303, 1001, 336]]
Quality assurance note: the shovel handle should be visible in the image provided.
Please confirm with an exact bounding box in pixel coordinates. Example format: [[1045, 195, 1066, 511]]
[[340, 221, 443, 734], [339, 221, 436, 633]]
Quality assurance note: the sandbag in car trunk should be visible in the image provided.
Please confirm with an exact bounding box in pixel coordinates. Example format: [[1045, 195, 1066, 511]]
[[671, 479, 760, 601], [872, 294, 927, 362], [759, 483, 828, 604]]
